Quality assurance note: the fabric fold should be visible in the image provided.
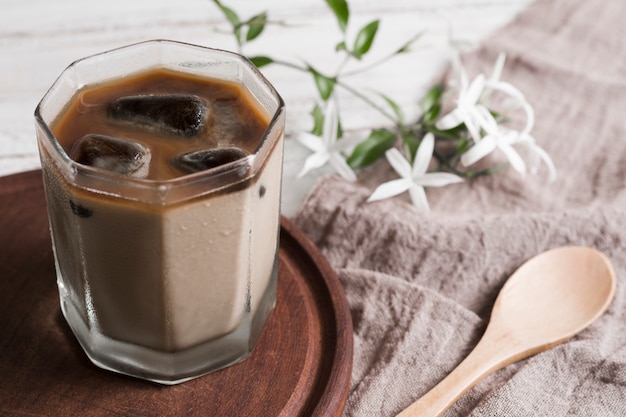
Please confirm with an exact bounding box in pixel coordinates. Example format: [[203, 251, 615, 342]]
[[293, 0, 626, 415], [337, 269, 484, 416]]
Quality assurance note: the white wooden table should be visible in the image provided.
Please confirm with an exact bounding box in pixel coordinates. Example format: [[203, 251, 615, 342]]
[[0, 0, 532, 216]]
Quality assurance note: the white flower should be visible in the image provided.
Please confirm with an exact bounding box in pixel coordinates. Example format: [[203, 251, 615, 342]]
[[460, 111, 528, 176], [437, 53, 534, 141], [435, 71, 487, 143], [512, 132, 557, 182], [482, 52, 506, 105], [367, 133, 463, 211], [461, 123, 556, 182], [297, 99, 359, 182], [436, 53, 555, 180]]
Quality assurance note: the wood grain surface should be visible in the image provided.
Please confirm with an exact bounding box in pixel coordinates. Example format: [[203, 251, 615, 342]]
[[0, 170, 352, 417]]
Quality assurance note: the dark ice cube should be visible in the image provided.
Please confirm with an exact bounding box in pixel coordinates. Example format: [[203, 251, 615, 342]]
[[174, 147, 249, 173], [108, 94, 208, 137], [70, 134, 151, 178], [206, 98, 243, 140]]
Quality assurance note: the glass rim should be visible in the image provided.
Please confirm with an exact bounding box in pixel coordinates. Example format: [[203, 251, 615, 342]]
[[35, 39, 285, 198]]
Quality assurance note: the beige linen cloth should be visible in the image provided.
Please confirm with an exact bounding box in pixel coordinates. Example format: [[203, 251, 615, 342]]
[[293, 0, 626, 415]]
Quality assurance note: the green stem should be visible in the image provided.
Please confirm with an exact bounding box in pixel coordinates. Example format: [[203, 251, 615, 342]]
[[269, 58, 400, 126], [268, 58, 309, 73], [341, 49, 400, 78], [475, 162, 510, 177], [433, 149, 510, 178], [335, 49, 352, 74], [336, 80, 399, 125], [433, 150, 466, 176]]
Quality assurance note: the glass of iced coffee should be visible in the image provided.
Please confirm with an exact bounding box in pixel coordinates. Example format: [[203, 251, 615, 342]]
[[35, 40, 285, 384]]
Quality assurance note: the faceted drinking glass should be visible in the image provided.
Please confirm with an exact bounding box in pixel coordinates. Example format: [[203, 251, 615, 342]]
[[35, 40, 285, 384]]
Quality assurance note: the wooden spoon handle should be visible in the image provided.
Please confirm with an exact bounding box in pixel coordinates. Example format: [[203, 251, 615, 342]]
[[396, 329, 519, 417]]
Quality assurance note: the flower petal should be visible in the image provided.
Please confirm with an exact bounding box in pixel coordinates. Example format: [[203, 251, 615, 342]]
[[473, 104, 499, 135], [296, 133, 326, 153], [329, 152, 357, 182], [519, 99, 535, 135], [412, 132, 434, 176], [333, 134, 366, 152], [417, 172, 464, 187], [436, 108, 465, 130], [463, 113, 483, 143], [322, 99, 339, 147], [489, 53, 506, 85], [464, 74, 486, 105], [481, 53, 506, 104], [385, 148, 412, 178], [498, 143, 527, 175], [488, 80, 525, 102], [367, 178, 412, 202], [530, 144, 557, 182], [449, 48, 468, 92], [499, 129, 520, 146], [408, 184, 430, 211], [297, 151, 329, 178], [487, 80, 535, 134], [460, 135, 497, 166]]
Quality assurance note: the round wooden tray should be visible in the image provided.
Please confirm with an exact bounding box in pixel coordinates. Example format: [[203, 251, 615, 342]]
[[0, 170, 352, 417]]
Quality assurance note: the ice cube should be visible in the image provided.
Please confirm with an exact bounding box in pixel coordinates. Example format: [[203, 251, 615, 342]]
[[108, 94, 208, 137], [203, 98, 250, 147], [173, 147, 249, 173], [70, 134, 151, 178]]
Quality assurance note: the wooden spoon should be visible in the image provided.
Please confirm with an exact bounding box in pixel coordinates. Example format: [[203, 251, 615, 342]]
[[396, 246, 616, 417]]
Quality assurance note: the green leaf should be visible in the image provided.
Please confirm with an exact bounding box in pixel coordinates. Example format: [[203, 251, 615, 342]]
[[426, 124, 466, 141], [352, 20, 379, 59], [310, 103, 343, 137], [310, 104, 325, 136], [427, 123, 468, 140], [213, 0, 240, 26], [246, 12, 267, 41], [212, 0, 242, 44], [402, 131, 422, 163], [422, 103, 441, 124], [420, 84, 444, 114], [455, 136, 470, 155], [347, 129, 397, 169], [324, 0, 349, 33], [490, 109, 504, 123], [335, 41, 347, 53], [395, 30, 425, 54], [249, 55, 274, 68], [309, 66, 336, 101], [380, 94, 404, 124]]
